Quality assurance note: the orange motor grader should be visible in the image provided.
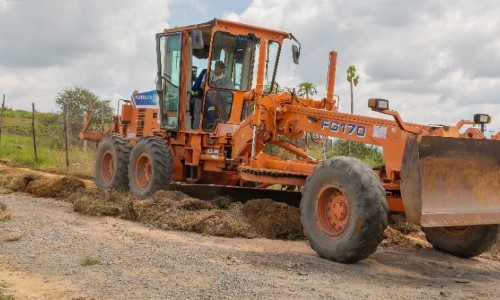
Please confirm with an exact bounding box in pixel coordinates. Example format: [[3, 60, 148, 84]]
[[83, 19, 500, 263]]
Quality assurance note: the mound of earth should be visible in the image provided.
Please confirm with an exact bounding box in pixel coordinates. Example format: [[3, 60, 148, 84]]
[[241, 199, 304, 240], [70, 189, 134, 217], [0, 170, 42, 193], [381, 227, 431, 248], [26, 176, 86, 198], [133, 193, 257, 238]]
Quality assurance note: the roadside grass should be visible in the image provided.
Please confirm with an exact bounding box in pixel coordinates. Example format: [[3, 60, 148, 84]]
[[0, 292, 15, 300], [4, 235, 23, 242], [0, 282, 14, 300], [0, 133, 95, 178], [80, 257, 101, 266]]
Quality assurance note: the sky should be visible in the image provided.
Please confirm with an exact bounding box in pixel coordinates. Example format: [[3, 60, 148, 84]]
[[1, 0, 499, 135]]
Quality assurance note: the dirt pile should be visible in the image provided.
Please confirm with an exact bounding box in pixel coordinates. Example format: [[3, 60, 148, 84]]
[[26, 176, 86, 198], [132, 192, 257, 238], [0, 165, 439, 248], [64, 189, 306, 240], [70, 189, 135, 218], [380, 214, 430, 248], [381, 227, 431, 248], [241, 199, 304, 239], [0, 168, 42, 193]]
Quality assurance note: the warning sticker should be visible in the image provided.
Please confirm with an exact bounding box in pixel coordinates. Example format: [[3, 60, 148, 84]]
[[373, 125, 387, 139]]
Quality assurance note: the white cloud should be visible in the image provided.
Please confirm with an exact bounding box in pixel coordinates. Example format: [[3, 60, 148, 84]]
[[0, 0, 172, 111], [226, 0, 500, 134], [0, 0, 499, 135]]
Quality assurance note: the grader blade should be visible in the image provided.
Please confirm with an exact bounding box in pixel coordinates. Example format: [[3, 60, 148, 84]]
[[401, 135, 500, 227], [170, 183, 302, 207]]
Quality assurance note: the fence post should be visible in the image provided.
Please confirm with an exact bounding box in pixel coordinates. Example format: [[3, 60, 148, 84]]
[[0, 94, 5, 144], [64, 100, 70, 171], [82, 115, 87, 152], [32, 103, 38, 161]]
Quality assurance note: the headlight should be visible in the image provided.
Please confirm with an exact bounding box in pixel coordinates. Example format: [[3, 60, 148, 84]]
[[473, 114, 491, 124], [368, 98, 389, 110]]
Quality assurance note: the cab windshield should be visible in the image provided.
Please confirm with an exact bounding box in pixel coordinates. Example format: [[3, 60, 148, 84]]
[[209, 32, 257, 91]]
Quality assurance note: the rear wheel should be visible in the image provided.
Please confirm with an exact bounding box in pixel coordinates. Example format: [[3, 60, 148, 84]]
[[95, 134, 131, 190], [128, 136, 174, 199], [422, 225, 499, 258], [301, 157, 388, 263]]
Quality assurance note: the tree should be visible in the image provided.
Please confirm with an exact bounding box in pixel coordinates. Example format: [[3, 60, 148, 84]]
[[265, 81, 292, 94], [346, 65, 360, 157], [55, 87, 114, 128], [327, 139, 384, 167], [346, 65, 360, 114], [296, 82, 317, 99]]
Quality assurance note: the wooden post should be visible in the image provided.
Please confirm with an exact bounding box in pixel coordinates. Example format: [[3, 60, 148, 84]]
[[64, 100, 70, 170], [32, 103, 38, 161], [0, 94, 5, 144], [82, 115, 87, 152]]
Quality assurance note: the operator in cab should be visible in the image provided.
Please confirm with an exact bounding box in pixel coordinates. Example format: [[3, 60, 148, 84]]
[[205, 60, 233, 89]]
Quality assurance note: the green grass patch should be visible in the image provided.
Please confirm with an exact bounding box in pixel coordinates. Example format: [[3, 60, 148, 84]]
[[0, 133, 96, 178], [0, 202, 6, 211], [0, 281, 14, 300], [0, 293, 15, 300], [80, 257, 101, 266]]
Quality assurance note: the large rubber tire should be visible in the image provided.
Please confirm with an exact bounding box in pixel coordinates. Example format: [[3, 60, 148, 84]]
[[301, 157, 388, 263], [422, 225, 499, 258], [128, 136, 174, 199], [95, 134, 131, 191]]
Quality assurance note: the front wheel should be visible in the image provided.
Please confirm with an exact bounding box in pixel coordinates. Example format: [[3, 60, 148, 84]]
[[128, 136, 174, 199], [422, 225, 499, 258], [95, 134, 131, 191], [301, 157, 388, 263]]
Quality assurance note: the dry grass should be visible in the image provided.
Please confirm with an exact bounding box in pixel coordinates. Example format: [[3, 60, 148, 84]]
[[4, 235, 23, 242], [241, 199, 304, 239], [388, 214, 420, 234], [80, 257, 101, 266], [26, 176, 85, 198], [0, 293, 15, 300], [0, 214, 12, 222], [0, 282, 14, 300]]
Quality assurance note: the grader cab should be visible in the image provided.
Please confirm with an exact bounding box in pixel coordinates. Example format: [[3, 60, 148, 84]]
[[84, 19, 500, 263]]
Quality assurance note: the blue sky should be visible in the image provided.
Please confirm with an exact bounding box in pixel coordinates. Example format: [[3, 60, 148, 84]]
[[1, 0, 499, 135]]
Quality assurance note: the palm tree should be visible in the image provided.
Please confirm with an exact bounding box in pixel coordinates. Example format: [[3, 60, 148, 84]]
[[346, 65, 360, 157], [296, 82, 317, 99], [346, 65, 360, 114]]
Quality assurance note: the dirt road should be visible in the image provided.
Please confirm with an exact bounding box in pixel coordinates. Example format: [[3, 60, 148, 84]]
[[1, 193, 499, 300]]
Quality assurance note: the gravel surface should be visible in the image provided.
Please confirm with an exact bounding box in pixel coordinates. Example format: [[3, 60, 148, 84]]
[[1, 193, 499, 300]]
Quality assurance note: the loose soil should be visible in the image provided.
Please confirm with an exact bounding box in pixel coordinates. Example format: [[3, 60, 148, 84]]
[[0, 164, 499, 299]]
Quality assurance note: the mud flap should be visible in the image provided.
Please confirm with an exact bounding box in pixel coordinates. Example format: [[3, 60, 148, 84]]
[[400, 135, 500, 227]]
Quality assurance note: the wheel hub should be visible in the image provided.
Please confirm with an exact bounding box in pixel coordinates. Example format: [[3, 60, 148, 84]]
[[332, 200, 347, 220], [317, 187, 350, 237], [100, 150, 114, 182], [135, 153, 152, 188]]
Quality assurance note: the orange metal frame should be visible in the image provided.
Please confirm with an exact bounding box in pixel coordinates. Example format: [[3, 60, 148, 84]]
[[81, 19, 491, 214]]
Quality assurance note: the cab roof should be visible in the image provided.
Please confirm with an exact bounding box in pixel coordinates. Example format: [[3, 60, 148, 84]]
[[162, 18, 291, 42]]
